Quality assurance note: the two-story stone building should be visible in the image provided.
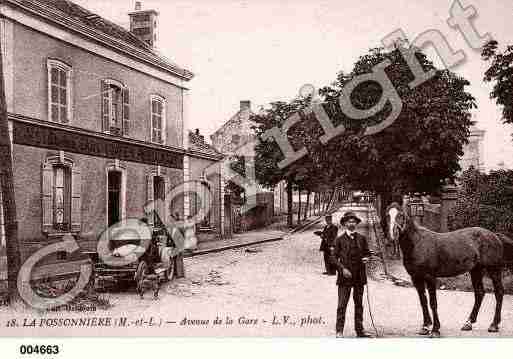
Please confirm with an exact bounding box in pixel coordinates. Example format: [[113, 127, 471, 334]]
[[0, 0, 194, 266]]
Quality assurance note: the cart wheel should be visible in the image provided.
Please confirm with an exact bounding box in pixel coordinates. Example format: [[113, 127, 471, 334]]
[[165, 257, 176, 282], [135, 261, 149, 299]]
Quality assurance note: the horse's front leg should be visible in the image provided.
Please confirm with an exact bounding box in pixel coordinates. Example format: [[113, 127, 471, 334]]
[[412, 276, 432, 335], [426, 277, 440, 337]]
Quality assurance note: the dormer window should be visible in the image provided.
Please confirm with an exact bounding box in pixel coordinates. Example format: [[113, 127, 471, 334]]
[[47, 59, 72, 124], [101, 79, 130, 136]]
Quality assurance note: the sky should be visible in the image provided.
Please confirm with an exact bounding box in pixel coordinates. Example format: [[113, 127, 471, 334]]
[[74, 0, 513, 171]]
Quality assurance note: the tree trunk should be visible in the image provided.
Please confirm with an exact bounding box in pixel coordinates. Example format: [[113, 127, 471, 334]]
[[287, 179, 293, 228], [304, 191, 310, 220], [297, 189, 302, 225], [325, 189, 335, 212], [378, 190, 392, 224], [0, 39, 21, 304]]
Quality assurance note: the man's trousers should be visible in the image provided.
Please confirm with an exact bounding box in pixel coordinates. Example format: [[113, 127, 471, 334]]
[[323, 252, 336, 274], [336, 284, 364, 334]]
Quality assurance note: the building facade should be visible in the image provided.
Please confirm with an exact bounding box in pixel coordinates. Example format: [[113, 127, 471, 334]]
[[460, 125, 486, 173], [0, 0, 193, 265], [187, 129, 225, 243]]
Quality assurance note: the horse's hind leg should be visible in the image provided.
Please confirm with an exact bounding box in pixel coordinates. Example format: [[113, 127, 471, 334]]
[[412, 276, 432, 335], [488, 267, 504, 333], [462, 266, 485, 331], [426, 277, 441, 337]]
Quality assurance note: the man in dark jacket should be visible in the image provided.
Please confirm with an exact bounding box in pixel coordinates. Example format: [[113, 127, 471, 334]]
[[331, 211, 372, 338], [316, 215, 338, 275]]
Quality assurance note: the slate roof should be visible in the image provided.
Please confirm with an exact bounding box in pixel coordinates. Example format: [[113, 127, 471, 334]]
[[9, 0, 193, 80], [189, 131, 224, 159]]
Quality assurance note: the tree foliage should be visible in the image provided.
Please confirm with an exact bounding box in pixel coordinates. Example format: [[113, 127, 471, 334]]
[[251, 46, 475, 221], [449, 167, 513, 236], [482, 40, 513, 127], [317, 46, 476, 200]]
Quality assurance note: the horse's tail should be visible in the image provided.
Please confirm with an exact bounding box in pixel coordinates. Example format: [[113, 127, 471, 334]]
[[497, 233, 513, 265]]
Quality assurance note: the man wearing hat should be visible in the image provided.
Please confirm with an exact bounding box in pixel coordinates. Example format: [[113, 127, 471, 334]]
[[315, 214, 338, 275], [331, 211, 372, 338]]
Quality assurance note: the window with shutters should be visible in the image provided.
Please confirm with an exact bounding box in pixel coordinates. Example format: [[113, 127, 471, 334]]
[[150, 95, 166, 144], [47, 59, 72, 124], [101, 79, 130, 136], [42, 156, 81, 235], [53, 165, 71, 231]]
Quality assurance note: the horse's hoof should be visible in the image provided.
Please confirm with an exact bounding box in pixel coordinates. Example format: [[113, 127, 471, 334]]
[[488, 324, 499, 333], [429, 331, 441, 338], [461, 321, 472, 331], [417, 326, 431, 335]]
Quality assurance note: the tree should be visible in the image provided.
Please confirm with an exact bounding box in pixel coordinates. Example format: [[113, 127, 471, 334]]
[[482, 40, 513, 130], [313, 46, 476, 219], [449, 167, 513, 237], [251, 100, 335, 227]]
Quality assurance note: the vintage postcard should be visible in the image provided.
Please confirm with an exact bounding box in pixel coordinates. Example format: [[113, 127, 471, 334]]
[[1, 0, 513, 345]]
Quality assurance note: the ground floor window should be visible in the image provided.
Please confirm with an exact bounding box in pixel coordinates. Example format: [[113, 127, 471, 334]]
[[42, 155, 81, 234], [52, 165, 71, 231]]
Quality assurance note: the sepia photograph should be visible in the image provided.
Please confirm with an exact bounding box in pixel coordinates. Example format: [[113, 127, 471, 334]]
[[0, 0, 513, 351]]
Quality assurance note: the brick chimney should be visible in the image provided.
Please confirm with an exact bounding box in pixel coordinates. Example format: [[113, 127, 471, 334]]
[[190, 129, 205, 144], [129, 2, 159, 48], [240, 100, 251, 111]]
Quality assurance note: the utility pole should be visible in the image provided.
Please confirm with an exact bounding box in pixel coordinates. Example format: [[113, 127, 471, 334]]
[[0, 31, 21, 303]]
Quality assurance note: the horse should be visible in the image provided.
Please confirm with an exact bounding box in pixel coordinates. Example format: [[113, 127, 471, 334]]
[[382, 202, 402, 258], [386, 204, 513, 337]]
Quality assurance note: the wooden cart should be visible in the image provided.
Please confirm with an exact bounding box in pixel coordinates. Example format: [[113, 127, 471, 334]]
[[85, 213, 178, 299]]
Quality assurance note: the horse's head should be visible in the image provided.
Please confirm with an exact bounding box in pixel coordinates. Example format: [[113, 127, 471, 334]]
[[386, 202, 408, 242]]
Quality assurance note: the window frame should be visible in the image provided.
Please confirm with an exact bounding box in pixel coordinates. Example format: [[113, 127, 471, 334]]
[[52, 164, 72, 232], [47, 59, 73, 124], [102, 78, 126, 135], [42, 155, 81, 236], [150, 94, 167, 144]]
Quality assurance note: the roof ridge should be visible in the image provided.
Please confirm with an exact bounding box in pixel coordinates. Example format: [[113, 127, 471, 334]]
[[10, 0, 194, 80], [37, 0, 151, 49]]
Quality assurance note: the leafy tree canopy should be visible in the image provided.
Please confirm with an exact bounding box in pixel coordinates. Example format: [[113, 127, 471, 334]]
[[315, 46, 476, 197], [482, 40, 513, 128]]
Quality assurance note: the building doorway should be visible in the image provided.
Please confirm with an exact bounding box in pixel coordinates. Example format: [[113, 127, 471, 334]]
[[108, 171, 122, 227], [153, 176, 165, 224]]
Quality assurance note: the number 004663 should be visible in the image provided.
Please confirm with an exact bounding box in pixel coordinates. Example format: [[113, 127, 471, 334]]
[[19, 345, 60, 355]]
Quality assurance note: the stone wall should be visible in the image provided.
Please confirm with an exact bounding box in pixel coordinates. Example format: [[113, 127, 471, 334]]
[[422, 203, 441, 232]]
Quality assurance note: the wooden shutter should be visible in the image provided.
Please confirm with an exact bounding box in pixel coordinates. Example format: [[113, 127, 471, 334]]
[[71, 167, 81, 233], [101, 80, 109, 132], [41, 163, 53, 233], [122, 87, 130, 136], [146, 174, 154, 225]]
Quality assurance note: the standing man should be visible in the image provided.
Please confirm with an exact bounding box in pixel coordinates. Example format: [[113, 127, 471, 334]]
[[315, 214, 338, 275], [331, 211, 372, 338]]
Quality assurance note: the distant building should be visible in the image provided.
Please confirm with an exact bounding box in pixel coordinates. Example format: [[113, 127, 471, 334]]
[[210, 100, 256, 154], [460, 125, 485, 173], [210, 101, 288, 217], [187, 129, 225, 242]]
